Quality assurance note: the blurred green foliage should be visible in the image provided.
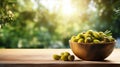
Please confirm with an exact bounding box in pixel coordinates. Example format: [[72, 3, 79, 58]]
[[0, 0, 120, 48], [0, 0, 15, 26]]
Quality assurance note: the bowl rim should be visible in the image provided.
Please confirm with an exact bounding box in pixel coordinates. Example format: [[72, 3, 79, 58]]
[[69, 40, 116, 45]]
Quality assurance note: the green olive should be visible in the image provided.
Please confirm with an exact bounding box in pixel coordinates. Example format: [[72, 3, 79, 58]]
[[93, 32, 100, 39], [61, 55, 68, 61], [107, 37, 115, 42], [78, 38, 84, 43], [70, 30, 115, 43], [78, 33, 84, 38], [71, 36, 78, 42], [110, 38, 115, 42], [93, 39, 100, 43], [84, 33, 91, 38], [53, 54, 61, 60], [64, 52, 70, 56], [85, 37, 92, 43], [86, 30, 93, 35], [99, 32, 104, 35], [104, 37, 110, 42], [68, 55, 75, 61], [71, 36, 75, 41], [76, 35, 80, 40]]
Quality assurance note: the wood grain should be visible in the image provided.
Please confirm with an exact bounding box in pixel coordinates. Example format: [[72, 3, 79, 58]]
[[0, 49, 120, 67]]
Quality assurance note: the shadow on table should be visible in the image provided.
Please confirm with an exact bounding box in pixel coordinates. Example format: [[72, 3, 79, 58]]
[[74, 59, 111, 62]]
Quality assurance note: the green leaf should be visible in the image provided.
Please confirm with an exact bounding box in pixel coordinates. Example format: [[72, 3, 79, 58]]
[[104, 30, 112, 36]]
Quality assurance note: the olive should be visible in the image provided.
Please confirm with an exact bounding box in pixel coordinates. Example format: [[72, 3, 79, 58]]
[[93, 39, 100, 43], [86, 30, 93, 35], [104, 37, 110, 42], [108, 37, 115, 42], [99, 32, 105, 35], [109, 38, 115, 42], [84, 33, 91, 38], [71, 36, 75, 41], [53, 52, 75, 61], [64, 52, 70, 56], [70, 30, 115, 43], [98, 35, 104, 41], [78, 39, 84, 43], [76, 35, 80, 40], [71, 36, 78, 42], [93, 32, 100, 39], [53, 54, 61, 60], [71, 36, 76, 39], [61, 55, 68, 61], [78, 33, 85, 38], [85, 37, 92, 43], [68, 55, 75, 61]]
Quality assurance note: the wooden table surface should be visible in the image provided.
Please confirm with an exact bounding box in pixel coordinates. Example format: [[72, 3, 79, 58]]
[[0, 49, 120, 67]]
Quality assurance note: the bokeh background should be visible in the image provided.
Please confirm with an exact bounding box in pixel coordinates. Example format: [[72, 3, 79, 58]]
[[0, 0, 120, 48]]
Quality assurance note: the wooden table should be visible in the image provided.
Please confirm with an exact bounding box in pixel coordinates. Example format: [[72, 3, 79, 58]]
[[0, 49, 120, 67]]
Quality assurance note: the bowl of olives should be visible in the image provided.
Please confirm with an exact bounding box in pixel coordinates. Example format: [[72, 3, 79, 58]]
[[69, 30, 115, 61]]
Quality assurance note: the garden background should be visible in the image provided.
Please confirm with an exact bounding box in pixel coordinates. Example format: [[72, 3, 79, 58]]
[[0, 0, 120, 48]]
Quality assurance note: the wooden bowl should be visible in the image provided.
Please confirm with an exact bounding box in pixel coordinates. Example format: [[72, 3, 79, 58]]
[[69, 40, 115, 61]]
